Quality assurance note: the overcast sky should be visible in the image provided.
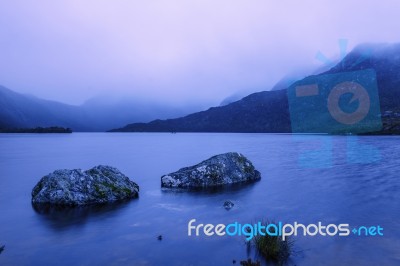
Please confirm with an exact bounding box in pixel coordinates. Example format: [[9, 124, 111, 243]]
[[0, 0, 399, 105]]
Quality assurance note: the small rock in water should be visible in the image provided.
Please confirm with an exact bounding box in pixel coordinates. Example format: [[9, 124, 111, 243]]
[[224, 200, 234, 210], [0, 245, 4, 254], [157, 235, 163, 241], [161, 152, 261, 188], [31, 165, 139, 206]]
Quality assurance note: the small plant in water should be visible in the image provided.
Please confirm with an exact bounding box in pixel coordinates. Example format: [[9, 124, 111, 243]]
[[240, 258, 261, 266], [248, 220, 294, 263]]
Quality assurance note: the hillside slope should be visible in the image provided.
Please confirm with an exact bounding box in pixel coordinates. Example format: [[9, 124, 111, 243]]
[[112, 43, 400, 133]]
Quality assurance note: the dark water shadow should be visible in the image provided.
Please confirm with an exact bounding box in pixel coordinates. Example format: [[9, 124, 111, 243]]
[[161, 180, 260, 196], [32, 199, 138, 231]]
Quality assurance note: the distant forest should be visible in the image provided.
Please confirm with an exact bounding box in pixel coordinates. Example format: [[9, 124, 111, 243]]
[[0, 126, 72, 133]]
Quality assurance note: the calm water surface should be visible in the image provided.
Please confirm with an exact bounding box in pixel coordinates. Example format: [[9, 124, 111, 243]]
[[0, 133, 399, 265]]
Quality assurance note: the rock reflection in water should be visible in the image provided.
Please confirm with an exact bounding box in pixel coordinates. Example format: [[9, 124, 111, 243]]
[[32, 200, 134, 230]]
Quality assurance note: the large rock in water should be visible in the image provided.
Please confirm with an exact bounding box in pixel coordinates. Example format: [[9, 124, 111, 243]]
[[161, 152, 261, 188], [32, 165, 139, 206]]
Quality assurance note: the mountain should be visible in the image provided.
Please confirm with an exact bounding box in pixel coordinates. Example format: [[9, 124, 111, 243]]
[[325, 43, 400, 110], [325, 43, 400, 134], [111, 89, 291, 132], [219, 88, 267, 106], [0, 86, 88, 130], [0, 87, 204, 131], [219, 93, 248, 106], [79, 96, 207, 131], [270, 61, 340, 91], [111, 43, 400, 133], [218, 65, 330, 106]]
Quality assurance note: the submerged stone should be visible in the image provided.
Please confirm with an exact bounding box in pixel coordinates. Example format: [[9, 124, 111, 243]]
[[161, 152, 261, 188], [32, 165, 139, 206], [223, 200, 235, 210]]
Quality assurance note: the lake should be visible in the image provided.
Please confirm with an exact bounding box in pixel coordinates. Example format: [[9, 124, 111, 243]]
[[0, 133, 399, 265]]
